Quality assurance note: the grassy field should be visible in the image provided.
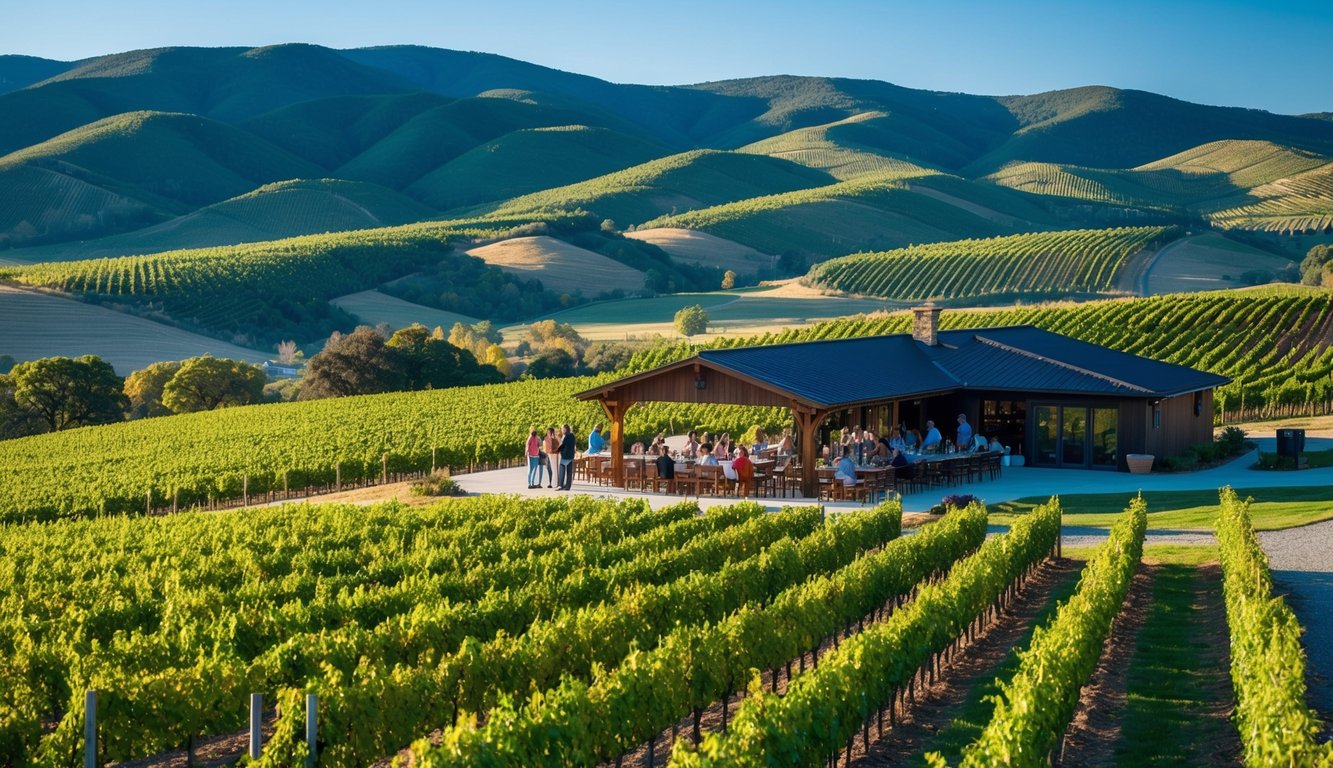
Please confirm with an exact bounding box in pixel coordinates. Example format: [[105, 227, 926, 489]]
[[503, 282, 895, 341], [1144, 232, 1294, 294], [329, 289, 479, 331], [463, 235, 646, 294], [622, 227, 775, 275], [991, 486, 1333, 531], [0, 284, 268, 373]]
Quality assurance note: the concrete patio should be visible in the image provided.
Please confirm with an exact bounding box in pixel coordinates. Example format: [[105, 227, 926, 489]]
[[456, 437, 1333, 515]]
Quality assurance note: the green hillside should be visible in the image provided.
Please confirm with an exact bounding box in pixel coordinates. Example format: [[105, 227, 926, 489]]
[[636, 172, 1016, 259], [407, 125, 667, 209], [241, 91, 450, 168], [0, 164, 164, 250], [334, 96, 656, 191], [739, 112, 939, 180], [806, 226, 1174, 301], [972, 87, 1333, 172], [468, 149, 834, 225], [9, 179, 436, 261], [0, 54, 71, 94], [0, 44, 410, 155], [0, 110, 323, 208]]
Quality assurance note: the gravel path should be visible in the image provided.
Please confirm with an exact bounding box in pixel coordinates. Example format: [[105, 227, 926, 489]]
[[1259, 519, 1333, 732]]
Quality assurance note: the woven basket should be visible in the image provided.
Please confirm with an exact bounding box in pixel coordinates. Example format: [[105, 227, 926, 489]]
[[1126, 454, 1154, 474]]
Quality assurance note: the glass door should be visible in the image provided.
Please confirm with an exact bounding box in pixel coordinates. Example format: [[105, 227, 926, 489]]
[[1061, 406, 1088, 466], [1091, 407, 1118, 468], [1034, 405, 1059, 466], [1032, 404, 1118, 468]]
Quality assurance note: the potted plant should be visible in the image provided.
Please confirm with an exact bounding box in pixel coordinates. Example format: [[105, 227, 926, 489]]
[[1126, 454, 1154, 474]]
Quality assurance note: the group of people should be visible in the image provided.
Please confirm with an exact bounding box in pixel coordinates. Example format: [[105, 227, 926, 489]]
[[524, 413, 1002, 492], [524, 424, 579, 490]]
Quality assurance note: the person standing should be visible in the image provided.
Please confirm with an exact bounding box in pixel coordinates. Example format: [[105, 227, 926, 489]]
[[558, 423, 577, 490], [525, 429, 542, 488], [922, 420, 943, 452], [956, 414, 973, 452], [588, 424, 606, 455], [541, 426, 557, 485]]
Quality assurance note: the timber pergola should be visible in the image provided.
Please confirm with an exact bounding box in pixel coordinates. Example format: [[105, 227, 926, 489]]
[[573, 344, 958, 498]]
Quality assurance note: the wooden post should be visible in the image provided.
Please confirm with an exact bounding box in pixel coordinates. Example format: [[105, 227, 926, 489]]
[[335, 463, 341, 491], [249, 693, 263, 759], [283, 471, 289, 499], [599, 396, 632, 488], [84, 690, 97, 768], [243, 474, 249, 507], [146, 490, 151, 515], [172, 488, 178, 514], [381, 453, 388, 484], [794, 406, 824, 498], [431, 447, 437, 474], [305, 693, 318, 768]]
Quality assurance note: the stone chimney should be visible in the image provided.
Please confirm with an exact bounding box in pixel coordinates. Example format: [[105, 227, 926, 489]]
[[912, 302, 941, 346]]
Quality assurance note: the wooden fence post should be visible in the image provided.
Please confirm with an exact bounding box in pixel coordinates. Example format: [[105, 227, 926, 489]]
[[335, 463, 341, 491], [382, 453, 388, 484], [431, 447, 437, 474], [146, 490, 151, 515], [243, 474, 249, 507]]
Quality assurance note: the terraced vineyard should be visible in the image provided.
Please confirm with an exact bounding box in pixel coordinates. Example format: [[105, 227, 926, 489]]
[[806, 226, 1173, 301], [1209, 162, 1333, 233]]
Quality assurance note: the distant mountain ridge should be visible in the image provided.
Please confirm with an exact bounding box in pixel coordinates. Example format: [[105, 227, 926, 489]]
[[1, 42, 1330, 256]]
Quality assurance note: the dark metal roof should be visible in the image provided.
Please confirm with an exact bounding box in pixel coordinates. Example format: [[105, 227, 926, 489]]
[[578, 325, 1229, 408]]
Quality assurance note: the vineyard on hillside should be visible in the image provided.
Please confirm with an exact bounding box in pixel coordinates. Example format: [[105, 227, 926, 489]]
[[805, 226, 1173, 301], [1209, 163, 1333, 233]]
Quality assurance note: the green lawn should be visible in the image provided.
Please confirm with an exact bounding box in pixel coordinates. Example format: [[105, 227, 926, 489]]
[[991, 486, 1333, 531], [1111, 563, 1236, 765], [1305, 448, 1333, 468]]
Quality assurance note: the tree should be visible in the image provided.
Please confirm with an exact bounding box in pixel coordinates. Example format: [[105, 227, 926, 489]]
[[275, 340, 301, 364], [525, 348, 578, 379], [9, 355, 128, 431], [162, 357, 266, 413], [483, 344, 514, 378], [1300, 244, 1332, 286], [0, 373, 46, 439], [674, 304, 709, 337], [386, 323, 503, 389], [721, 270, 737, 290], [525, 320, 587, 361], [448, 320, 503, 360], [299, 327, 407, 400], [124, 361, 181, 418]]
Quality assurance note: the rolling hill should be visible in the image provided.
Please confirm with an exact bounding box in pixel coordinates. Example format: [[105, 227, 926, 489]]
[[463, 235, 647, 294], [467, 149, 834, 225], [8, 179, 436, 261], [0, 284, 266, 373]]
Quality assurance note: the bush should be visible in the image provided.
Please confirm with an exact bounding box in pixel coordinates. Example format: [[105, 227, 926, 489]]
[[674, 304, 709, 337], [410, 470, 463, 497], [929, 493, 981, 515]]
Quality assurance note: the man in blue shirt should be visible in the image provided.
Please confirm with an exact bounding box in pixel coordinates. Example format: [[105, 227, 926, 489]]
[[588, 424, 606, 455], [922, 420, 943, 451], [956, 414, 973, 452]]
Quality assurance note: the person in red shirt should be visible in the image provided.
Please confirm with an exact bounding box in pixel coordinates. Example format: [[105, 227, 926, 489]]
[[732, 445, 755, 498]]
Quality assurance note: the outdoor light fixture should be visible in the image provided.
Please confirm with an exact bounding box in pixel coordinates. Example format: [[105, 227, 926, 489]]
[[694, 376, 706, 390]]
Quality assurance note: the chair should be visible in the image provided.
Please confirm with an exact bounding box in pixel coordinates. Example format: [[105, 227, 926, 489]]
[[986, 452, 1002, 480], [623, 459, 645, 491], [645, 462, 674, 494], [673, 465, 702, 497], [945, 457, 971, 486]]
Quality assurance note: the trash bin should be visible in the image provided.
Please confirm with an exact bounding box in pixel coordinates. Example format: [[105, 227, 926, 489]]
[[1276, 429, 1305, 458]]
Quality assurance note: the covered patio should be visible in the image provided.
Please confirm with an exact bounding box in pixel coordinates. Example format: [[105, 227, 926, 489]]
[[574, 306, 1227, 495]]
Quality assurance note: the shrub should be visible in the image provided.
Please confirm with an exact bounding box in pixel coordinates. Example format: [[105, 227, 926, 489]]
[[674, 304, 709, 337], [410, 470, 463, 497]]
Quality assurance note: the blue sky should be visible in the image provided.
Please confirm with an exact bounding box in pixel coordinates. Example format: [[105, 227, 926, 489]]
[[3, 0, 1329, 115]]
